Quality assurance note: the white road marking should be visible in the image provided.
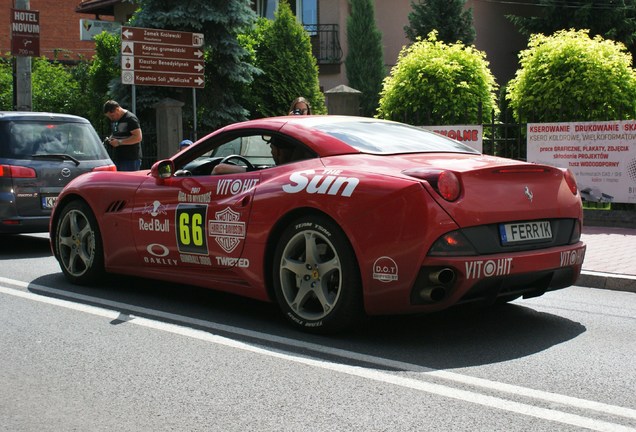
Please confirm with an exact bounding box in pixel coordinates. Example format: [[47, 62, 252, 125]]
[[1, 278, 635, 432]]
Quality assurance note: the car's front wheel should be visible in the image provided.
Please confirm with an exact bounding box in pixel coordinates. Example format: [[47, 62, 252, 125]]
[[53, 200, 104, 285], [272, 215, 363, 333]]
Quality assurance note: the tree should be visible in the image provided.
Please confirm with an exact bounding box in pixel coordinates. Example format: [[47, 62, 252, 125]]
[[83, 32, 122, 136], [0, 55, 85, 114], [506, 29, 636, 122], [507, 0, 636, 61], [0, 54, 12, 110], [345, 0, 385, 117], [129, 0, 259, 130], [246, 0, 325, 117], [377, 32, 497, 125], [29, 58, 81, 113], [404, 0, 475, 45]]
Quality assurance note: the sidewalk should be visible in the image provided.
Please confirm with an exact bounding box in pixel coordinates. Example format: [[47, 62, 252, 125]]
[[578, 225, 636, 293]]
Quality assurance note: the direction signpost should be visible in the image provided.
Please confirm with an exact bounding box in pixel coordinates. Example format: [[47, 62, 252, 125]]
[[120, 26, 205, 88]]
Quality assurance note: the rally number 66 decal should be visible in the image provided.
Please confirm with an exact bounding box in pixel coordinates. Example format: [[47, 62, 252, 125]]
[[176, 204, 208, 255]]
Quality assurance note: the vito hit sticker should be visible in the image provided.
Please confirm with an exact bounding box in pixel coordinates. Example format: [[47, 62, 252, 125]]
[[465, 258, 513, 279]]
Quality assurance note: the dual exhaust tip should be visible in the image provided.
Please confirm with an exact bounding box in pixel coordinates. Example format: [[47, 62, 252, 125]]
[[418, 267, 456, 303]]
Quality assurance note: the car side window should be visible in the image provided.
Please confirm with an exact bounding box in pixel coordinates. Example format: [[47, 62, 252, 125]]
[[212, 135, 276, 167], [175, 132, 315, 177]]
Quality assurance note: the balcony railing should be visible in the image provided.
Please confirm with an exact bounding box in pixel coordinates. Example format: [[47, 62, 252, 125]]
[[304, 24, 343, 64]]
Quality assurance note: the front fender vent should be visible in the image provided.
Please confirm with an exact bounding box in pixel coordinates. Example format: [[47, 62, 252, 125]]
[[105, 200, 127, 213]]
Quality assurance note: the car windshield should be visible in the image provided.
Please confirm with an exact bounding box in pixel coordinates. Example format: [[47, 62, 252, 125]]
[[0, 120, 110, 161], [313, 120, 480, 155]]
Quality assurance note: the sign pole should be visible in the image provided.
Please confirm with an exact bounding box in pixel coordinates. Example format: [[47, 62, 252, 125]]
[[13, 0, 33, 111], [132, 84, 136, 115], [192, 88, 197, 140]]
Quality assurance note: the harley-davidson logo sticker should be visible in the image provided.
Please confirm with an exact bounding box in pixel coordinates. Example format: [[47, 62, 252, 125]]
[[208, 207, 246, 253]]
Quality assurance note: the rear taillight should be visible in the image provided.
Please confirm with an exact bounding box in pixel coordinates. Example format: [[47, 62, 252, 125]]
[[93, 164, 117, 172], [563, 169, 578, 195], [428, 230, 477, 256], [403, 168, 462, 202], [0, 164, 37, 178], [437, 171, 461, 201]]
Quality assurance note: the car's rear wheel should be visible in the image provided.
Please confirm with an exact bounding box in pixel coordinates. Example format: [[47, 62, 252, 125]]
[[272, 215, 363, 333], [54, 200, 104, 285]]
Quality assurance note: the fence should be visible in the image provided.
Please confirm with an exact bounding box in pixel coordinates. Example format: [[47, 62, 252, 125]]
[[140, 103, 636, 168], [404, 103, 636, 162]]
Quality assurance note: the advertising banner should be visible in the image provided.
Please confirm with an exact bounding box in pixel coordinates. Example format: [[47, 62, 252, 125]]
[[527, 121, 636, 204], [422, 125, 483, 152], [80, 19, 121, 41]]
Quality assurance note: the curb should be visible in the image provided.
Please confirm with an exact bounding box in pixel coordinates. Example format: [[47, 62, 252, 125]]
[[578, 271, 636, 293]]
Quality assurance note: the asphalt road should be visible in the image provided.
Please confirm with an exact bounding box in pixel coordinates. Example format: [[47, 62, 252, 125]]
[[1, 234, 635, 432]]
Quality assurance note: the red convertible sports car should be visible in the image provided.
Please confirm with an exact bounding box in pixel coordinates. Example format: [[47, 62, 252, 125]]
[[50, 116, 586, 333]]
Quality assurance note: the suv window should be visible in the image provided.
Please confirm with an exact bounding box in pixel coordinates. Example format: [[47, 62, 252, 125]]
[[0, 121, 109, 161]]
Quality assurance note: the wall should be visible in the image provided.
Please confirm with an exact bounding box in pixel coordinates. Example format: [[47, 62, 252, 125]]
[[469, 0, 540, 87], [317, 0, 411, 92], [374, 0, 409, 73], [1, 0, 110, 61], [318, 0, 539, 93]]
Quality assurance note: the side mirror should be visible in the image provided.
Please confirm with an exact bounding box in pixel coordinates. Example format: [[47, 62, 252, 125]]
[[151, 160, 174, 179]]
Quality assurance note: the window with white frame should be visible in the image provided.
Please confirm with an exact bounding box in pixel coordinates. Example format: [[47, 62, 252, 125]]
[[256, 0, 317, 25]]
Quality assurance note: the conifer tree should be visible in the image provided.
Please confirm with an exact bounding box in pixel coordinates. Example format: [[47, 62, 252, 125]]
[[128, 0, 259, 130], [507, 0, 636, 61], [404, 0, 475, 45], [345, 0, 385, 117], [247, 0, 325, 117]]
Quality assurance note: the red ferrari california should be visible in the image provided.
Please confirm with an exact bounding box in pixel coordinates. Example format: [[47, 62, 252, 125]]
[[50, 116, 586, 333]]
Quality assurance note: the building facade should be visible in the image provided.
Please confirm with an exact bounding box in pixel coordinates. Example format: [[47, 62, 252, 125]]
[[1, 0, 538, 87], [250, 0, 538, 89], [0, 0, 119, 61]]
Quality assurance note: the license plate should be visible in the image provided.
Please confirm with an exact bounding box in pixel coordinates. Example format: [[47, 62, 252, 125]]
[[41, 195, 58, 209], [500, 221, 552, 244]]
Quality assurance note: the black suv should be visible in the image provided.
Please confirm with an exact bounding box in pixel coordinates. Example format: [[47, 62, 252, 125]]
[[0, 112, 115, 234]]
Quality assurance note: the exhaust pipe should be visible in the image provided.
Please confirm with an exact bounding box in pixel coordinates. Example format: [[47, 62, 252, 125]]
[[411, 267, 456, 304], [429, 268, 456, 285], [419, 286, 446, 302]]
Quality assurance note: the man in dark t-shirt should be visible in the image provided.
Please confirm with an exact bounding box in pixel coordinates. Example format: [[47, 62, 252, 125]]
[[103, 100, 143, 171]]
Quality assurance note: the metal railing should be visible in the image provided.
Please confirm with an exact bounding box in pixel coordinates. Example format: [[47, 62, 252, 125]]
[[304, 24, 343, 64], [399, 103, 636, 161]]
